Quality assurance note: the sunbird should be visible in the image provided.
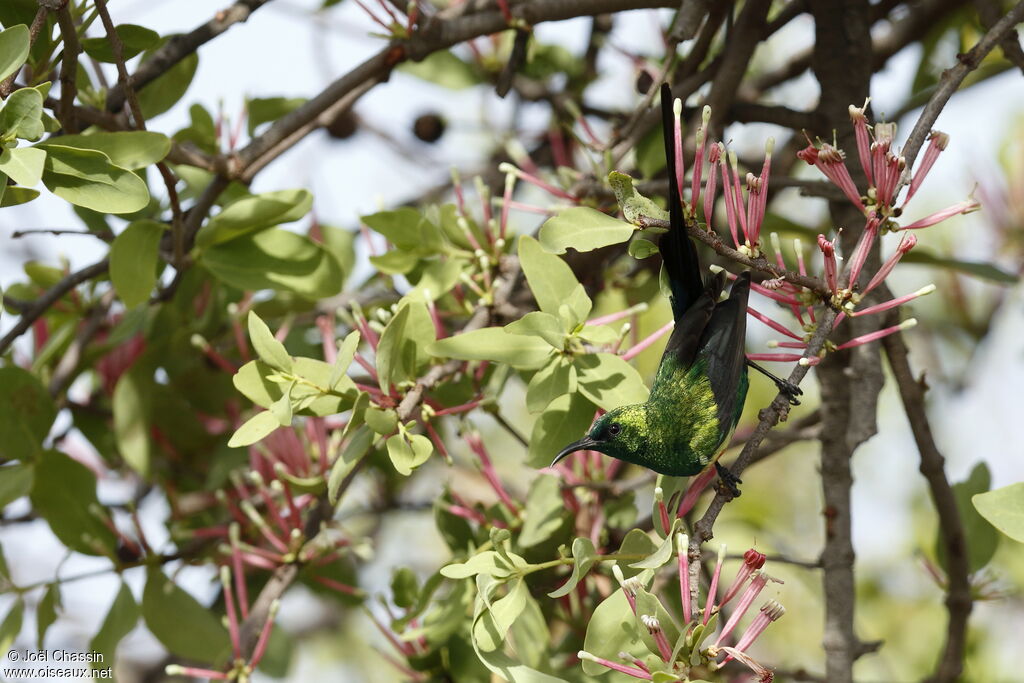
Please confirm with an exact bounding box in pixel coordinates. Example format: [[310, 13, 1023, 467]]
[[552, 84, 800, 493]]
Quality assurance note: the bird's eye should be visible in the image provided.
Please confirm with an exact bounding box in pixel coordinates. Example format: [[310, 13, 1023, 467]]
[[608, 423, 621, 437]]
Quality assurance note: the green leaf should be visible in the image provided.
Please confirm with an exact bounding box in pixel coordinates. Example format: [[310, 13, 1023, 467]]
[[526, 356, 575, 413], [581, 586, 644, 675], [200, 228, 343, 299], [539, 206, 635, 255], [228, 411, 280, 448], [635, 121, 666, 179], [548, 537, 597, 598], [36, 584, 58, 648], [136, 49, 198, 119], [398, 50, 481, 89], [0, 24, 29, 83], [330, 330, 360, 390], [518, 474, 565, 548], [110, 219, 163, 308], [196, 189, 314, 248], [81, 24, 160, 63], [391, 567, 419, 609], [328, 422, 373, 503], [609, 171, 669, 225], [617, 529, 658, 578], [936, 462, 999, 573], [377, 304, 408, 390], [0, 366, 56, 461], [247, 96, 306, 135], [629, 237, 659, 259], [973, 482, 1024, 543], [474, 578, 528, 652], [574, 353, 649, 411], [441, 551, 520, 580], [527, 392, 595, 469], [247, 311, 293, 372], [89, 582, 139, 668], [629, 519, 680, 569], [505, 311, 566, 349], [386, 432, 434, 476], [518, 234, 589, 317], [362, 208, 443, 252], [369, 249, 419, 274], [365, 405, 398, 435], [0, 185, 39, 207], [632, 587, 680, 660], [427, 327, 552, 370], [142, 568, 230, 663], [40, 144, 149, 213], [112, 368, 152, 476], [48, 131, 170, 170], [29, 450, 117, 556], [901, 248, 1018, 284], [0, 462, 33, 507], [0, 146, 44, 186], [0, 600, 23, 655], [0, 86, 43, 140], [409, 258, 463, 302]]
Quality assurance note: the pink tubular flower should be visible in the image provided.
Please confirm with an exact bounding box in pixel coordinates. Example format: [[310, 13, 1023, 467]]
[[864, 232, 917, 293], [905, 130, 949, 204], [703, 544, 727, 625], [677, 533, 692, 624], [641, 615, 673, 662], [817, 234, 839, 294], [845, 215, 881, 289], [673, 98, 685, 202], [577, 651, 651, 679], [720, 548, 767, 606], [728, 600, 786, 657], [715, 571, 782, 647], [798, 143, 865, 211], [849, 101, 873, 186], [897, 198, 980, 230], [691, 106, 711, 210], [720, 150, 741, 247], [703, 143, 722, 229], [835, 318, 917, 350]]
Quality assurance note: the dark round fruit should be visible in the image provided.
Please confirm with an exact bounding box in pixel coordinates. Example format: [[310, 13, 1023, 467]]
[[325, 109, 358, 140], [635, 70, 654, 95], [413, 113, 446, 143]]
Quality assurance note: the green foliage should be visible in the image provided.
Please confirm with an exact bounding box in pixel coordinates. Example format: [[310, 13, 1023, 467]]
[[0, 367, 56, 461], [399, 50, 481, 89], [973, 483, 1024, 543], [0, 24, 30, 83], [81, 24, 160, 63], [38, 144, 150, 213], [196, 189, 313, 248], [936, 462, 999, 573], [142, 568, 230, 662], [89, 583, 140, 668], [110, 219, 164, 308], [29, 451, 117, 556], [538, 206, 634, 254]]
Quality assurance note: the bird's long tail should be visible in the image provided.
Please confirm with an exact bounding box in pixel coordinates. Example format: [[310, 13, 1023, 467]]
[[659, 83, 705, 320]]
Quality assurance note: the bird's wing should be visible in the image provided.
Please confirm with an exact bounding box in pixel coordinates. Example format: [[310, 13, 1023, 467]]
[[697, 272, 751, 432], [660, 83, 704, 320]]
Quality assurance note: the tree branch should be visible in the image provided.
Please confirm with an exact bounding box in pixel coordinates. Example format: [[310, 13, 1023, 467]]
[[882, 332, 972, 683]]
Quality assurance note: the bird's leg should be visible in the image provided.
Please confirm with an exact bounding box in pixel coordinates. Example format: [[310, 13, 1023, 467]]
[[746, 359, 803, 405], [714, 461, 742, 498]]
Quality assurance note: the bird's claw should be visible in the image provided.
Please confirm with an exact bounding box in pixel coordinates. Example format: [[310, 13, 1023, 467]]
[[714, 461, 742, 498], [776, 379, 803, 406]]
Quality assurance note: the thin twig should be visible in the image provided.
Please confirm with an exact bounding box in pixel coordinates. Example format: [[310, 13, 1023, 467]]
[[0, 259, 109, 356], [55, 2, 82, 134]]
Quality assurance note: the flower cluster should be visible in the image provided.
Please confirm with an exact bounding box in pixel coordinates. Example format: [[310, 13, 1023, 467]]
[[579, 545, 785, 682]]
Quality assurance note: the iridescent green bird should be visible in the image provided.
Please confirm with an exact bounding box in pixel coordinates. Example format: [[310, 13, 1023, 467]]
[[553, 84, 800, 492]]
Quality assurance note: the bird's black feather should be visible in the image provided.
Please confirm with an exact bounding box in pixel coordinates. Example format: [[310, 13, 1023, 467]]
[[698, 271, 751, 432], [660, 82, 704, 320]]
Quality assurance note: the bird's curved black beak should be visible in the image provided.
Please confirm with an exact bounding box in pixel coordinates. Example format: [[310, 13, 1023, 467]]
[[551, 435, 598, 467]]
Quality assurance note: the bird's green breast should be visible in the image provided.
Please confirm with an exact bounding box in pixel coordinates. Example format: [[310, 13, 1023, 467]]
[[640, 356, 734, 476]]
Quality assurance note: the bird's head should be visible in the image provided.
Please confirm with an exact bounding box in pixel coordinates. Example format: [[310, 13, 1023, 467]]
[[551, 405, 647, 468]]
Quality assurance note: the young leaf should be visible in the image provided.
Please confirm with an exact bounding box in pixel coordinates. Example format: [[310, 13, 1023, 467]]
[[548, 537, 597, 598], [196, 189, 314, 248], [972, 482, 1024, 543], [247, 311, 293, 373], [247, 96, 306, 135], [40, 145, 149, 213], [376, 304, 411, 391], [427, 327, 552, 369], [473, 578, 528, 652], [518, 474, 566, 548], [49, 131, 170, 170], [518, 234, 589, 317], [0, 86, 43, 140], [526, 356, 574, 413], [629, 519, 681, 569], [0, 24, 30, 83], [110, 219, 164, 308], [362, 208, 443, 252], [538, 206, 634, 255], [328, 423, 373, 503], [574, 352, 650, 411], [228, 411, 280, 448], [505, 311, 566, 349], [0, 146, 45, 186], [329, 330, 360, 390], [386, 432, 433, 476], [36, 584, 59, 648], [398, 50, 481, 89]]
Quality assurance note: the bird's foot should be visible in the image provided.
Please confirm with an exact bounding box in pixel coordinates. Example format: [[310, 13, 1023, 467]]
[[714, 461, 742, 498], [774, 378, 803, 406], [747, 359, 803, 405]]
